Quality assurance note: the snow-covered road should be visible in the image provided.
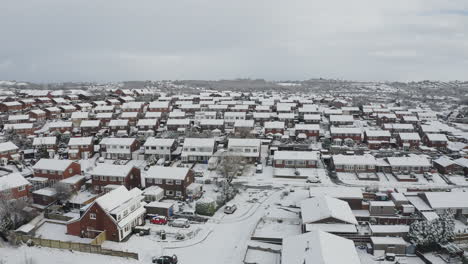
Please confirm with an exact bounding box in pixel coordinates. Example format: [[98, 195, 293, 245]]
[[163, 190, 281, 264]]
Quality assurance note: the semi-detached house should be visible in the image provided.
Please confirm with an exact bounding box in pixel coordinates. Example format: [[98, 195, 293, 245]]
[[67, 186, 146, 242]]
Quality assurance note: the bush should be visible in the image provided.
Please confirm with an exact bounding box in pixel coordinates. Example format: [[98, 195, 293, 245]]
[[195, 198, 217, 216]]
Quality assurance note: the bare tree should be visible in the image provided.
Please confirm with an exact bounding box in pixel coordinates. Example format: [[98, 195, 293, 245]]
[[53, 183, 72, 202], [236, 127, 253, 138], [215, 154, 245, 205], [0, 191, 32, 235]]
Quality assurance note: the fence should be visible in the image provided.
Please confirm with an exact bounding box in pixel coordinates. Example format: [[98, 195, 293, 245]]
[[90, 231, 107, 246], [14, 234, 138, 260]]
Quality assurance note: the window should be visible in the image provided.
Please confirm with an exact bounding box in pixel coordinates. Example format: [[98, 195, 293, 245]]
[[175, 180, 182, 185], [90, 213, 96, 220], [176, 191, 182, 197], [166, 179, 173, 185], [18, 185, 25, 191], [68, 168, 73, 174], [166, 190, 174, 196]]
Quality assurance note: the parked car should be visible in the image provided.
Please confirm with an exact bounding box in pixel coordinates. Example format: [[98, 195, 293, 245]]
[[224, 204, 237, 214], [150, 216, 168, 225], [169, 218, 190, 228], [152, 255, 178, 264], [255, 164, 263, 173], [306, 176, 321, 183]]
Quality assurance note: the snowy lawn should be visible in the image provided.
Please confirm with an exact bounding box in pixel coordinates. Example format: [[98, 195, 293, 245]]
[[34, 222, 93, 243]]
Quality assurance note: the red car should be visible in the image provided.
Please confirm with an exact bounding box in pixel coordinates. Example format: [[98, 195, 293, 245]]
[[150, 216, 168, 225]]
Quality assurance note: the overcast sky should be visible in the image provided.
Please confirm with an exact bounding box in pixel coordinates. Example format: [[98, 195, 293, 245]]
[[1, 0, 467, 82]]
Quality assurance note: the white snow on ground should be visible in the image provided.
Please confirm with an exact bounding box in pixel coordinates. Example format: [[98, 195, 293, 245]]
[[0, 245, 137, 264], [34, 222, 93, 243]]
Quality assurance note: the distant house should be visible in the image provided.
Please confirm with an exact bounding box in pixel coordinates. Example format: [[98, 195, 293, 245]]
[[67, 186, 146, 242], [99, 137, 139, 160], [264, 121, 285, 135], [181, 138, 216, 163], [329, 115, 354, 126], [144, 137, 178, 160], [48, 121, 73, 134], [80, 120, 101, 136], [68, 137, 94, 160], [364, 130, 392, 149], [0, 172, 31, 200], [145, 166, 195, 199], [433, 156, 463, 175], [0, 141, 19, 161], [294, 124, 320, 141], [332, 154, 377, 172], [397, 133, 421, 149], [423, 133, 448, 150], [386, 155, 431, 174], [3, 123, 35, 135], [330, 127, 362, 143], [282, 231, 361, 264], [108, 119, 129, 135], [32, 159, 81, 183], [273, 151, 318, 168], [32, 136, 57, 153], [90, 164, 141, 193], [227, 138, 261, 162]]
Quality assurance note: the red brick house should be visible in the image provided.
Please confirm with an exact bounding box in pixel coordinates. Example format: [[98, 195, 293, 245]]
[[48, 121, 73, 134], [3, 123, 36, 135], [295, 124, 320, 140], [67, 186, 145, 242], [332, 154, 377, 172], [397, 133, 421, 149], [423, 133, 448, 150], [148, 101, 171, 113], [330, 127, 362, 143], [32, 159, 81, 183], [0, 173, 31, 200], [0, 101, 23, 112], [32, 187, 57, 206], [89, 164, 141, 193], [264, 121, 285, 135], [0, 142, 19, 161], [145, 166, 195, 199], [29, 109, 47, 121]]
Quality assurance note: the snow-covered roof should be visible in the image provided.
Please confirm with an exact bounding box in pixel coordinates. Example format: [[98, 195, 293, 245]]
[[433, 156, 456, 167], [70, 112, 89, 119], [309, 187, 363, 200], [329, 115, 354, 122], [32, 159, 74, 171], [295, 124, 320, 130], [33, 187, 57, 197], [423, 192, 468, 210], [371, 236, 407, 246], [48, 121, 72, 128], [330, 127, 361, 134], [137, 119, 158, 126], [398, 133, 420, 141], [300, 195, 358, 225], [0, 141, 18, 152], [146, 166, 190, 180], [96, 186, 142, 213], [80, 120, 100, 127], [90, 164, 134, 177], [100, 137, 135, 146], [333, 154, 376, 166], [68, 137, 93, 146], [144, 137, 175, 147], [32, 137, 56, 146], [426, 133, 448, 142], [369, 225, 409, 234], [282, 230, 360, 264], [365, 130, 391, 137], [228, 138, 261, 147], [183, 138, 215, 147], [0, 173, 30, 192], [264, 121, 285, 129], [234, 120, 254, 127], [274, 151, 318, 161], [108, 119, 129, 127], [387, 156, 431, 167]]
